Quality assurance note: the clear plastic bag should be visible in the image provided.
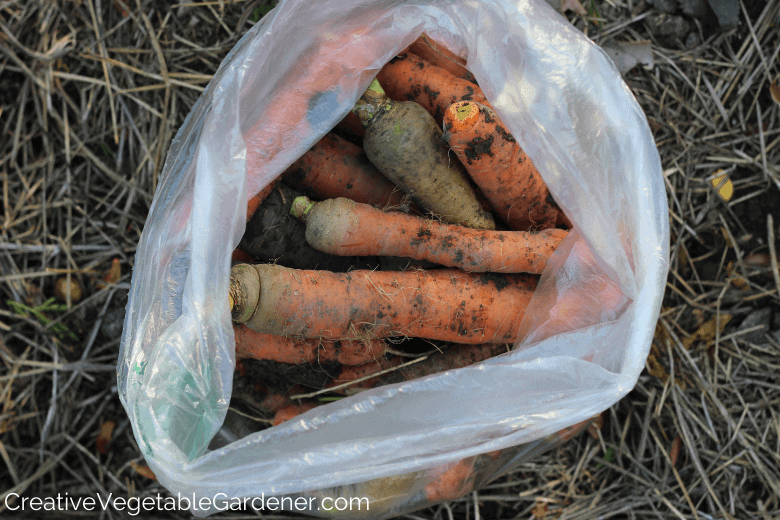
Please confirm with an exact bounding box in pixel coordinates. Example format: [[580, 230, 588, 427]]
[[118, 0, 669, 517]]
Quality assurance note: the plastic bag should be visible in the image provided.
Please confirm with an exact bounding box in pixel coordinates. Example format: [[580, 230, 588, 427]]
[[118, 0, 669, 517]]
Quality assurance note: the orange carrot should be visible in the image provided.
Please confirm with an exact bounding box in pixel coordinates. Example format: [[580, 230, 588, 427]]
[[229, 263, 537, 344], [283, 132, 410, 210], [353, 79, 494, 230], [292, 197, 567, 274], [408, 33, 476, 83], [233, 324, 388, 366], [324, 356, 406, 394], [272, 402, 319, 426], [231, 248, 254, 264], [424, 457, 478, 502], [246, 178, 279, 222], [240, 182, 373, 272], [444, 101, 566, 231], [376, 52, 488, 125], [334, 110, 365, 140], [325, 343, 507, 395]]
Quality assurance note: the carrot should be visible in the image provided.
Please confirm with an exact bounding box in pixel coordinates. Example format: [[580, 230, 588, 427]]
[[246, 178, 279, 222], [408, 33, 477, 83], [282, 132, 410, 210], [233, 324, 388, 366], [376, 52, 487, 125], [324, 343, 507, 395], [353, 79, 495, 230], [424, 457, 478, 502], [443, 101, 566, 231], [239, 182, 377, 272], [272, 402, 319, 426], [334, 110, 365, 140], [292, 196, 567, 274], [324, 356, 406, 394], [229, 262, 537, 344]]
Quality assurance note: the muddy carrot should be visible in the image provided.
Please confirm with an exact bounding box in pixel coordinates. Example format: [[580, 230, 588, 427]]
[[376, 52, 488, 125], [229, 263, 537, 344], [239, 182, 377, 272], [282, 132, 410, 210], [354, 79, 494, 230], [292, 197, 567, 274], [234, 324, 388, 366], [408, 33, 476, 83], [444, 101, 566, 231]]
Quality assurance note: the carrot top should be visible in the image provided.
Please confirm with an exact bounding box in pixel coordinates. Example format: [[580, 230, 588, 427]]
[[352, 78, 390, 126], [447, 101, 480, 133]]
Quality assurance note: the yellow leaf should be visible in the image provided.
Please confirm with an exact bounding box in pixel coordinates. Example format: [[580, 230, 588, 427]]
[[711, 171, 733, 201]]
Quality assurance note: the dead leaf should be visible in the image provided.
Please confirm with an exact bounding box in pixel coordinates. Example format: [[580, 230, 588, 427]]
[[601, 40, 653, 74], [96, 420, 115, 455], [681, 314, 732, 350], [561, 0, 587, 15], [670, 435, 682, 467], [130, 461, 157, 480], [104, 258, 121, 284], [710, 171, 733, 201], [541, 0, 587, 15], [771, 80, 780, 107]]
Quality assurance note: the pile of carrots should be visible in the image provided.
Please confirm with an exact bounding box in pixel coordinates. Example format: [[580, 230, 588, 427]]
[[229, 33, 576, 505]]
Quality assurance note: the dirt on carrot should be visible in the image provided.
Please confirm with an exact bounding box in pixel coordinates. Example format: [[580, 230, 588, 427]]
[[376, 52, 488, 125], [353, 79, 495, 230], [407, 33, 477, 83], [443, 101, 567, 231], [234, 324, 388, 365], [293, 196, 567, 274], [239, 182, 378, 272], [282, 132, 411, 211], [230, 262, 537, 344]]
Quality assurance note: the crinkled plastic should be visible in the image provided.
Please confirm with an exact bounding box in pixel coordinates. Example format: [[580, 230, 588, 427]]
[[118, 0, 669, 517]]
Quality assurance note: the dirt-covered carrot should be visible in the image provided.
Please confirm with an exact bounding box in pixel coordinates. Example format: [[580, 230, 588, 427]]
[[282, 132, 410, 210], [354, 79, 494, 230], [408, 33, 476, 83], [292, 196, 567, 274], [376, 52, 487, 125], [229, 263, 536, 344], [239, 182, 377, 272], [233, 324, 388, 366], [443, 101, 565, 231]]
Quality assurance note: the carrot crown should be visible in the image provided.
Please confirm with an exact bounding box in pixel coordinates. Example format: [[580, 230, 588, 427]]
[[352, 78, 391, 127], [290, 196, 315, 220]]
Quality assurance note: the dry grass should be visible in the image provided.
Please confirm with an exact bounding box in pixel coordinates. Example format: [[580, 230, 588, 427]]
[[1, 0, 779, 518]]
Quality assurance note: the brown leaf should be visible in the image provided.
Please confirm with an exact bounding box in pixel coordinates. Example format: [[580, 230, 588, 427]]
[[670, 435, 682, 467], [104, 258, 121, 284], [130, 461, 157, 480], [96, 420, 116, 455], [771, 79, 780, 107], [681, 314, 732, 350], [561, 0, 587, 15]]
